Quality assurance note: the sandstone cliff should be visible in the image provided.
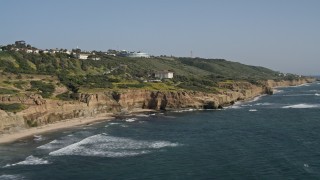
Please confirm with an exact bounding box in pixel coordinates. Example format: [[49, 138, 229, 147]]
[[0, 78, 315, 133]]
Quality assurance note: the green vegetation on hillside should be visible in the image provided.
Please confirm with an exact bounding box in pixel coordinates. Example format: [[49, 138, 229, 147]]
[[0, 51, 301, 94], [0, 103, 26, 113], [29, 81, 55, 98], [0, 88, 19, 94]]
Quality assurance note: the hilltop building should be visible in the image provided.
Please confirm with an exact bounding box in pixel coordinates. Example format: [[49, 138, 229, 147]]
[[119, 50, 150, 58], [15, 40, 26, 47], [154, 70, 174, 79], [88, 56, 101, 60], [127, 52, 150, 58], [75, 53, 90, 60]]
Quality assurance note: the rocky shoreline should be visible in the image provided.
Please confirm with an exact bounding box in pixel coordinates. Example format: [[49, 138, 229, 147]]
[[0, 78, 315, 143]]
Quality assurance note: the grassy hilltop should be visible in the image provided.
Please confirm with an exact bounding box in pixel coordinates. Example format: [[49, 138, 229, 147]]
[[0, 51, 299, 100]]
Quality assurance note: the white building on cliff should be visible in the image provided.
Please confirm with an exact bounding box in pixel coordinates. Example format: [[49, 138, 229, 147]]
[[154, 70, 174, 79]]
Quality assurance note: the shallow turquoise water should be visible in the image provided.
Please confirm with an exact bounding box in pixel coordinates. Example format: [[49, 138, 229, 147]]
[[1, 83, 320, 179]]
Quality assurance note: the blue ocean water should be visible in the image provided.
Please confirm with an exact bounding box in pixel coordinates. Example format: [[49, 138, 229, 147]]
[[1, 82, 320, 179]]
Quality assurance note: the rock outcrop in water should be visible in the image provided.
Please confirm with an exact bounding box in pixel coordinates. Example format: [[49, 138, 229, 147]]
[[0, 78, 315, 133]]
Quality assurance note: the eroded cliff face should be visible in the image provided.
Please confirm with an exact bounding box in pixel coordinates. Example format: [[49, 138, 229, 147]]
[[0, 110, 25, 133], [265, 78, 314, 88], [0, 93, 121, 134], [0, 78, 316, 133], [114, 84, 265, 111]]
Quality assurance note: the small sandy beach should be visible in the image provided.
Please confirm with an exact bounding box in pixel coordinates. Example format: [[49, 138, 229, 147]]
[[0, 113, 115, 144], [0, 108, 157, 144]]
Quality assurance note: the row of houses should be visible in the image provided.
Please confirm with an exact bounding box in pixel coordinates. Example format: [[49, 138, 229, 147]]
[[3, 41, 152, 60], [74, 50, 150, 60], [74, 53, 101, 60], [1, 41, 174, 79], [118, 50, 150, 58]]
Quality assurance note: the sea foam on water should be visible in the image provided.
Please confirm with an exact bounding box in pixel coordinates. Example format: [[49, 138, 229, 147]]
[[282, 103, 319, 109], [4, 155, 50, 167], [49, 134, 180, 158]]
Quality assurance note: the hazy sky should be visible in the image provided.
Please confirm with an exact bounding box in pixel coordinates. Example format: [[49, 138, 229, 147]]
[[1, 0, 319, 75]]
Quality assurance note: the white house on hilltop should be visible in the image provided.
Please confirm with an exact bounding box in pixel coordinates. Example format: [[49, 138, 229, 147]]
[[75, 53, 90, 60], [127, 52, 150, 58], [26, 49, 33, 53], [154, 71, 174, 79]]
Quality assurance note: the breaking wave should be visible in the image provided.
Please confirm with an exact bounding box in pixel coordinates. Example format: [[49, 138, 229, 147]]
[[282, 104, 319, 109], [273, 89, 284, 94], [249, 109, 258, 112], [135, 114, 150, 117], [109, 122, 120, 125], [33, 135, 46, 142], [255, 102, 273, 106], [125, 118, 138, 122], [173, 109, 196, 113], [49, 134, 180, 158], [228, 101, 242, 109], [105, 122, 122, 128], [248, 95, 265, 103], [37, 140, 64, 150], [282, 94, 314, 97], [0, 175, 25, 180], [4, 155, 50, 167], [241, 104, 252, 107], [293, 83, 310, 87], [37, 135, 81, 150]]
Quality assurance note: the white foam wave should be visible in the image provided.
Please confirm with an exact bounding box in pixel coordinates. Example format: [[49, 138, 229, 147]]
[[49, 134, 180, 158], [293, 83, 310, 87], [248, 95, 265, 103], [273, 89, 284, 94], [315, 93, 320, 96], [173, 109, 195, 112], [125, 118, 137, 122], [37, 140, 61, 150], [0, 175, 25, 180], [105, 122, 122, 128], [37, 135, 80, 150], [229, 105, 242, 109], [241, 104, 253, 107], [282, 104, 319, 109], [283, 94, 314, 97], [227, 101, 242, 109], [135, 114, 150, 117], [249, 109, 258, 112], [150, 141, 179, 148], [255, 102, 273, 106], [4, 156, 50, 167], [33, 135, 45, 142]]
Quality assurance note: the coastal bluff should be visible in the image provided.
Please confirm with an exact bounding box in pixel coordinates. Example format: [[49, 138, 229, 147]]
[[0, 78, 315, 134]]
